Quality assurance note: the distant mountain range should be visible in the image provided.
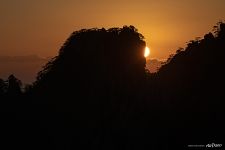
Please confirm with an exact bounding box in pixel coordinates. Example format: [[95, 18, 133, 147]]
[[0, 55, 49, 83], [0, 55, 49, 62], [145, 59, 163, 73]]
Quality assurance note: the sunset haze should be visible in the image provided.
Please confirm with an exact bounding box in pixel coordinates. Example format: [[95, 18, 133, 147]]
[[0, 0, 225, 59]]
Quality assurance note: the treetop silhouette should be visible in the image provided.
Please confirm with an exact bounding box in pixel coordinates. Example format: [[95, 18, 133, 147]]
[[31, 26, 146, 114]]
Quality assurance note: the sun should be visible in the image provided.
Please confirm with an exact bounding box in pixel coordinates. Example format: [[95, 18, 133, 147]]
[[144, 46, 150, 57]]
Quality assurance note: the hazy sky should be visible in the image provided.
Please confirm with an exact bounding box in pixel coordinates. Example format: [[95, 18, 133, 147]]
[[1, 0, 225, 59]]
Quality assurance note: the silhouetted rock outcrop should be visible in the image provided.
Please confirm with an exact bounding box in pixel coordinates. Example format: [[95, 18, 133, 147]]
[[32, 26, 146, 110]]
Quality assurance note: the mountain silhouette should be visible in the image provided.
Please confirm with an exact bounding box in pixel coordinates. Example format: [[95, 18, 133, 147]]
[[1, 23, 225, 150], [24, 26, 148, 150], [32, 26, 146, 110], [151, 22, 225, 146]]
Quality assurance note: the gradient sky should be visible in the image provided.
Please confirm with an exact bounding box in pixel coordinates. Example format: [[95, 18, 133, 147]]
[[1, 0, 225, 59]]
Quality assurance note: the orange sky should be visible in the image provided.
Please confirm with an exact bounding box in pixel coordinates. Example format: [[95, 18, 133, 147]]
[[0, 0, 225, 59]]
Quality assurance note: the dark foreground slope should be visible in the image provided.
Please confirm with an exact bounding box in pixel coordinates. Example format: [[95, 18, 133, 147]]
[[146, 22, 225, 147], [1, 23, 225, 150]]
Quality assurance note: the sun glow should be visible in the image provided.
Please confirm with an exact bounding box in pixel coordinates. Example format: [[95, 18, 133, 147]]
[[144, 47, 150, 57]]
